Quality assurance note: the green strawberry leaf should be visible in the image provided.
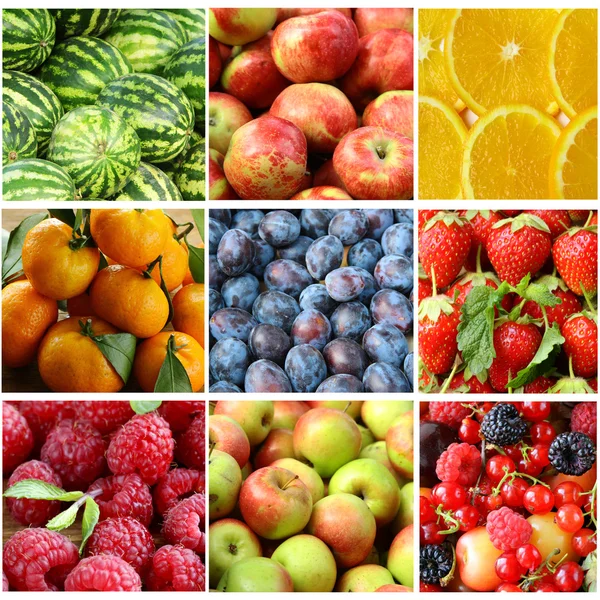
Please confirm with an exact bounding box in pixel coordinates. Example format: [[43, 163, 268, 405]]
[[46, 502, 80, 531], [154, 334, 194, 393], [3, 480, 83, 502], [80, 497, 100, 554], [130, 400, 162, 414]]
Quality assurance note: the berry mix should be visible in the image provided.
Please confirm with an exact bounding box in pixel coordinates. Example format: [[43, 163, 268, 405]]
[[418, 209, 598, 393], [420, 401, 597, 592], [2, 400, 205, 592]]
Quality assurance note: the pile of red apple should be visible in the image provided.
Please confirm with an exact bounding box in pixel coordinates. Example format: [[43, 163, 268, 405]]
[[208, 400, 414, 592], [209, 8, 414, 200]]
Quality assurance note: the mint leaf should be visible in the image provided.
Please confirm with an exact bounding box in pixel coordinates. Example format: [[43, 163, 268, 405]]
[[80, 498, 100, 554], [92, 332, 137, 383], [130, 400, 162, 414], [154, 334, 194, 393], [520, 283, 562, 308], [46, 502, 80, 531], [2, 212, 47, 283], [3, 480, 83, 501]]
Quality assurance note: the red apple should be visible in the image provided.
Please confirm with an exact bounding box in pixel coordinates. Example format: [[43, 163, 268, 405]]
[[277, 8, 353, 24], [270, 83, 357, 153], [239, 466, 312, 540], [341, 29, 413, 111], [209, 36, 222, 88], [209, 149, 239, 200], [313, 159, 348, 191], [209, 8, 278, 46], [209, 414, 250, 468], [254, 429, 295, 469], [224, 115, 308, 200], [218, 42, 232, 62], [333, 126, 413, 199], [272, 401, 309, 430], [271, 11, 359, 83], [291, 186, 353, 200], [376, 584, 413, 592], [354, 9, 414, 37], [363, 91, 413, 139], [209, 92, 253, 155]]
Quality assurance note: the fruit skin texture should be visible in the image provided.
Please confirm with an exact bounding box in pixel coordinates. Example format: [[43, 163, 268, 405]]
[[224, 115, 308, 200], [2, 158, 76, 201], [172, 283, 205, 348], [486, 507, 533, 551], [106, 412, 174, 485], [527, 512, 577, 563], [386, 412, 414, 478], [74, 400, 134, 435], [210, 8, 277, 46], [456, 526, 503, 592], [16, 401, 76, 450], [209, 149, 239, 200], [217, 556, 293, 592], [562, 314, 598, 377], [64, 555, 141, 591], [51, 9, 122, 39], [291, 186, 352, 200], [209, 91, 253, 156], [146, 545, 206, 591], [2, 100, 38, 164], [209, 414, 251, 469], [2, 403, 34, 475], [2, 280, 58, 368], [162, 493, 206, 553], [3, 528, 79, 591], [363, 90, 414, 139], [22, 218, 100, 300], [154, 468, 204, 516], [112, 162, 183, 202], [354, 8, 413, 36], [552, 227, 598, 296], [271, 11, 359, 84], [519, 286, 582, 330]]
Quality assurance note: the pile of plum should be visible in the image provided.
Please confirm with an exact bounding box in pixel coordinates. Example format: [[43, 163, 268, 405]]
[[209, 209, 414, 393]]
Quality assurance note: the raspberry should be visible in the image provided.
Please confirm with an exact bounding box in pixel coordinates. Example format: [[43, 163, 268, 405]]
[[549, 432, 596, 476], [86, 518, 155, 576], [64, 555, 141, 591], [570, 403, 597, 442], [159, 401, 205, 433], [435, 443, 481, 486], [481, 403, 527, 446], [40, 419, 106, 491], [3, 571, 8, 591], [175, 412, 206, 470], [428, 402, 471, 429], [3, 402, 34, 474], [87, 473, 153, 526], [74, 401, 134, 435], [487, 507, 533, 551], [154, 468, 204, 516], [163, 493, 206, 554], [2, 528, 79, 591], [6, 460, 62, 526], [107, 412, 174, 485], [17, 400, 77, 450], [146, 545, 206, 591]]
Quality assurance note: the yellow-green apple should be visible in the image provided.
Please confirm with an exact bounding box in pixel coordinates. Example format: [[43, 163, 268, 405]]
[[270, 83, 357, 153], [224, 115, 308, 200], [277, 8, 353, 23], [333, 126, 413, 200], [217, 557, 293, 592], [336, 565, 395, 592], [272, 401, 308, 430], [313, 159, 348, 191], [456, 527, 502, 591], [271, 11, 359, 83], [395, 481, 414, 531], [214, 400, 274, 446], [209, 8, 277, 46], [291, 186, 354, 200], [360, 441, 405, 486], [209, 414, 251, 468], [361, 401, 412, 440], [358, 424, 376, 450], [363, 91, 414, 139], [387, 525, 413, 587], [271, 457, 324, 504], [209, 518, 262, 588], [293, 407, 361, 478], [386, 411, 414, 478], [209, 149, 239, 200], [329, 458, 401, 526], [305, 400, 362, 420], [254, 428, 295, 469], [209, 36, 222, 88], [354, 8, 414, 36], [341, 29, 414, 111], [272, 534, 337, 592], [376, 584, 413, 592], [307, 493, 376, 567], [209, 92, 252, 155], [209, 449, 242, 520], [241, 461, 253, 481], [238, 466, 312, 539]]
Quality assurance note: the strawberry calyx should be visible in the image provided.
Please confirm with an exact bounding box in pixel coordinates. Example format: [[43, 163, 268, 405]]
[[564, 310, 598, 327], [421, 211, 467, 233], [418, 293, 457, 324], [492, 213, 552, 234], [418, 359, 441, 393]]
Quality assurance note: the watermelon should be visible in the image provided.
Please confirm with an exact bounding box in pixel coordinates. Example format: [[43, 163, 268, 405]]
[[2, 9, 56, 73], [175, 143, 206, 200], [111, 162, 183, 201], [3, 158, 76, 201], [103, 10, 187, 75], [39, 36, 133, 111], [3, 101, 38, 165], [2, 70, 64, 155], [162, 9, 205, 41], [51, 9, 122, 39], [47, 106, 141, 199], [164, 38, 206, 121], [96, 73, 194, 163]]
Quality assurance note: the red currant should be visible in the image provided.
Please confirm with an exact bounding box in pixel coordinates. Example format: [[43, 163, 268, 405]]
[[420, 521, 445, 545], [454, 504, 480, 531], [485, 494, 504, 511], [555, 503, 584, 533], [534, 583, 558, 592], [477, 402, 495, 422], [459, 418, 481, 444], [517, 457, 543, 477], [528, 444, 550, 468], [572, 528, 597, 556], [515, 544, 542, 570], [420, 495, 437, 522], [554, 482, 584, 508], [504, 445, 523, 463], [530, 421, 556, 445], [496, 582, 523, 592], [431, 482, 468, 511], [523, 485, 554, 515], [420, 582, 443, 592], [521, 401, 551, 422], [553, 561, 584, 592], [495, 552, 527, 582], [486, 455, 516, 483], [501, 478, 529, 508]]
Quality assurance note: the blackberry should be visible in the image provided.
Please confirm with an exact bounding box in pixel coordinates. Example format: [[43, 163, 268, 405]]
[[480, 403, 526, 446], [420, 544, 453, 585], [549, 432, 596, 476]]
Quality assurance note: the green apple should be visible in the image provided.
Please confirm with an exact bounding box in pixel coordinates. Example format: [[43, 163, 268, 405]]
[[386, 412, 414, 478], [293, 408, 361, 478], [387, 525, 413, 587], [254, 428, 295, 469], [271, 457, 324, 504], [272, 534, 337, 592], [361, 401, 412, 440], [360, 545, 380, 566], [217, 557, 293, 592], [358, 424, 376, 450], [241, 461, 253, 481], [272, 401, 309, 429], [336, 565, 395, 592], [209, 518, 262, 588], [329, 458, 400, 526], [209, 449, 242, 520], [209, 8, 278, 46], [214, 400, 274, 446], [209, 414, 251, 468], [394, 482, 414, 532], [360, 441, 405, 486], [305, 400, 363, 420]]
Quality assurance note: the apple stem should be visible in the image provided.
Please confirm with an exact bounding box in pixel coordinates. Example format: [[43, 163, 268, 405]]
[[281, 475, 299, 490], [343, 401, 351, 413], [209, 441, 216, 459], [375, 145, 386, 160]]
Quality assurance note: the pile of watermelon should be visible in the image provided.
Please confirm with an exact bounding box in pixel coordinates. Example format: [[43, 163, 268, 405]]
[[2, 8, 206, 200]]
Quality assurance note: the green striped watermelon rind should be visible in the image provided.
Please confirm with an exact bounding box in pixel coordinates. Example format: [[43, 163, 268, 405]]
[[51, 9, 122, 39], [2, 101, 38, 165], [2, 158, 76, 201], [111, 162, 183, 201], [175, 143, 206, 201], [161, 9, 205, 41], [39, 36, 133, 112]]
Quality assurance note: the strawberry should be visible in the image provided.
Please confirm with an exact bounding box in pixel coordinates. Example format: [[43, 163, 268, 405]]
[[524, 210, 571, 239], [552, 226, 598, 296], [523, 376, 557, 393], [446, 371, 494, 393], [419, 213, 472, 289], [448, 271, 512, 312], [486, 214, 552, 287], [590, 213, 598, 226], [418, 210, 441, 230], [589, 378, 597, 391], [561, 313, 598, 378], [488, 321, 543, 392], [418, 277, 433, 304], [459, 209, 501, 271], [419, 361, 440, 393], [501, 210, 521, 217], [568, 210, 593, 224]]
